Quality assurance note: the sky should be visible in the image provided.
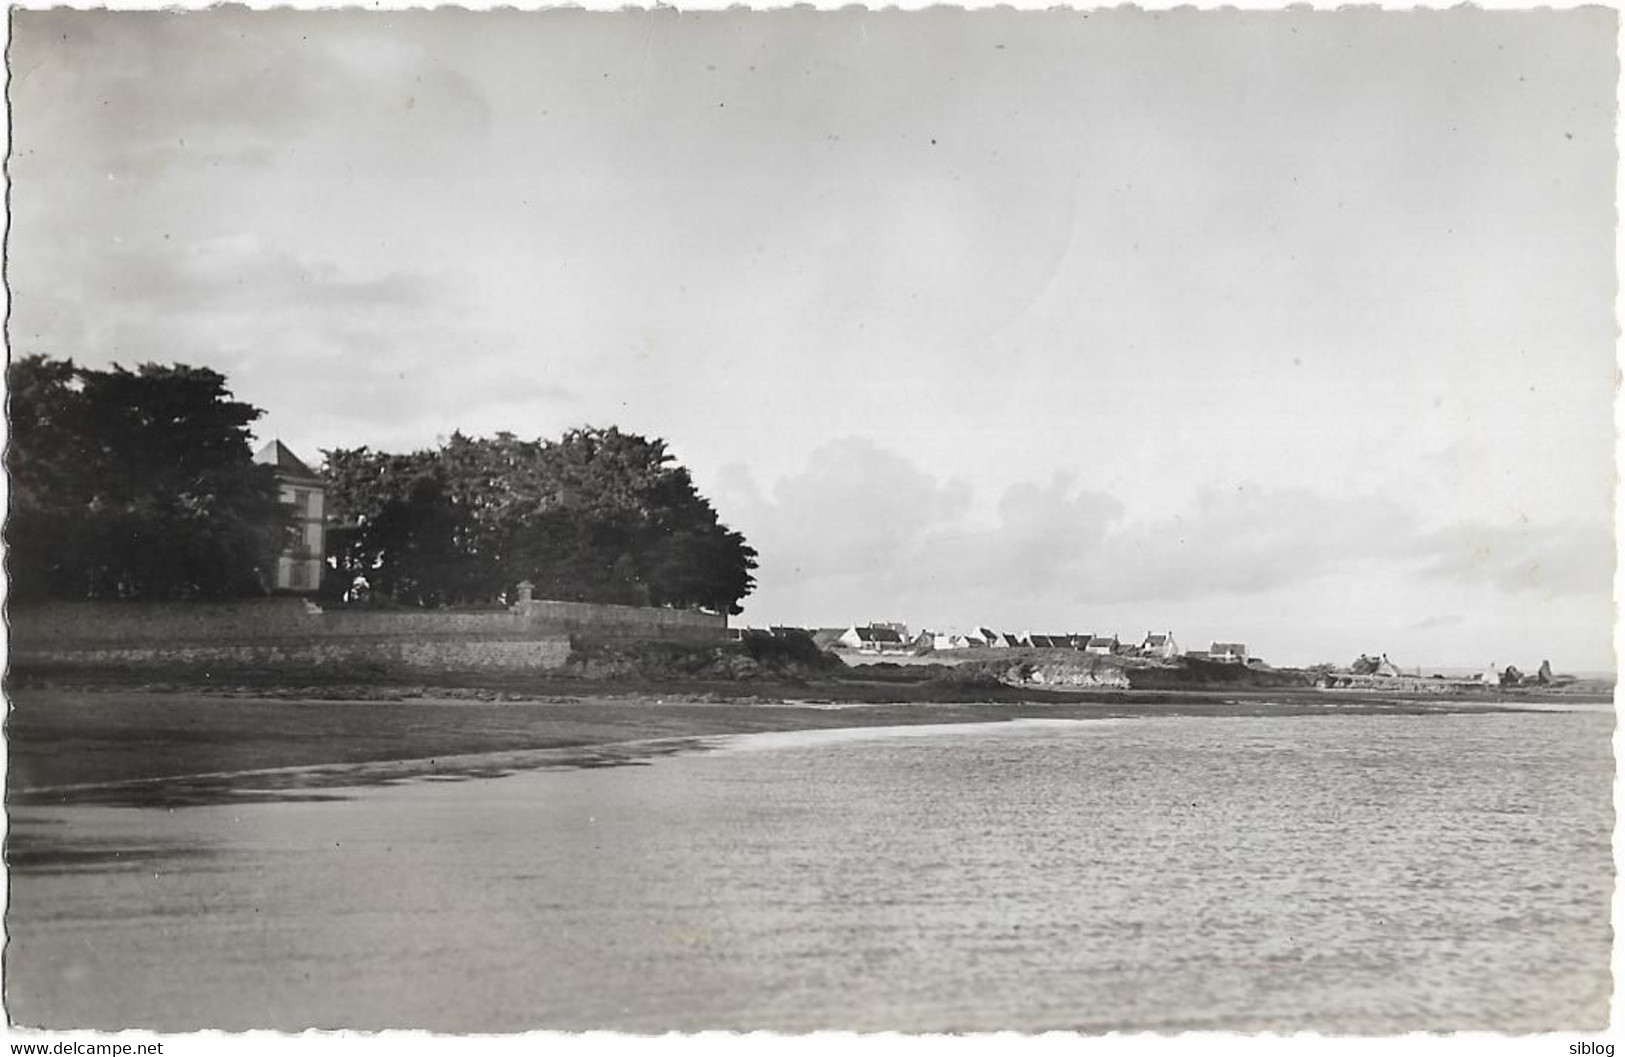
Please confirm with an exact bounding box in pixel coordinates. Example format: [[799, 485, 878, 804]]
[[7, 7, 1618, 670]]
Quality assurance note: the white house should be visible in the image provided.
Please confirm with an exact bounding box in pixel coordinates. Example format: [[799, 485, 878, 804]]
[[1140, 631, 1180, 660], [1085, 634, 1119, 655], [837, 625, 909, 654]]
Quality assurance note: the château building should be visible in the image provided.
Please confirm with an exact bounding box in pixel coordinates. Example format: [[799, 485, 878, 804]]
[[254, 440, 326, 593]]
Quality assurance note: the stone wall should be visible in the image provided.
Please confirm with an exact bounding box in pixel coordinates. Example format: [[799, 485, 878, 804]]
[[10, 598, 323, 647], [510, 599, 725, 642], [7, 596, 725, 674], [10, 598, 725, 644], [15, 638, 573, 674]]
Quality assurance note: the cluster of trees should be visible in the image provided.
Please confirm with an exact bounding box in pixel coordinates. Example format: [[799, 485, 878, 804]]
[[6, 355, 291, 601], [323, 428, 757, 614], [6, 355, 758, 615]]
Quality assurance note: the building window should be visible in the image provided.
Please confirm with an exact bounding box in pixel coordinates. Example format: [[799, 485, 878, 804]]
[[289, 563, 310, 589], [293, 490, 313, 517]]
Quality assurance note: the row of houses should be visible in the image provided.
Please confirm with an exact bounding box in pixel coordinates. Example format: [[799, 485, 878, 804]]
[[731, 623, 1254, 665], [914, 629, 1190, 659]]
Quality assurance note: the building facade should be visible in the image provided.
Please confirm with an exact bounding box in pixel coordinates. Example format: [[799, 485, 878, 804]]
[[255, 440, 326, 593], [837, 624, 909, 653], [1140, 631, 1181, 659]]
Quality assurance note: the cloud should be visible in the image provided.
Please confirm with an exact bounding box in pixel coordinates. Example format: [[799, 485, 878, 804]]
[[725, 437, 976, 583], [1408, 613, 1465, 632], [966, 476, 1125, 595], [11, 231, 455, 363], [10, 11, 492, 179], [1084, 486, 1424, 602], [722, 439, 1612, 630], [1416, 520, 1613, 598], [84, 235, 439, 319], [13, 13, 337, 175], [6, 225, 582, 457]]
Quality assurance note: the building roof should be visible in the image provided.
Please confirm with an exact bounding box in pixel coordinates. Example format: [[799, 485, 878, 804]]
[[1211, 642, 1248, 654], [1087, 635, 1118, 647], [812, 628, 848, 648], [852, 625, 905, 644], [255, 440, 321, 481], [1144, 634, 1170, 646]]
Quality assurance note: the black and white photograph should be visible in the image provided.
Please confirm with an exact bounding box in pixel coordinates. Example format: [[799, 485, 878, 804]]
[[2, 3, 1617, 1044]]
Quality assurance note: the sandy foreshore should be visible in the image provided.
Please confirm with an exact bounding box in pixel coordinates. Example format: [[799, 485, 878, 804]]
[[9, 675, 1606, 810]]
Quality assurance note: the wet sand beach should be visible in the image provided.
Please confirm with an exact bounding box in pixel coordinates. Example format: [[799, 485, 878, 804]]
[[6, 693, 1612, 1032], [7, 684, 1589, 808]]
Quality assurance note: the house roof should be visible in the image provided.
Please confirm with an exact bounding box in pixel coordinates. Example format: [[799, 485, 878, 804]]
[[1211, 642, 1247, 653], [852, 626, 904, 643], [1087, 635, 1117, 647], [1144, 634, 1170, 646], [255, 440, 321, 481], [812, 628, 847, 648]]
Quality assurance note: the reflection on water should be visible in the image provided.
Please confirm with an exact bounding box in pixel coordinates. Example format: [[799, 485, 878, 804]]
[[8, 737, 717, 809], [7, 710, 1613, 1032]]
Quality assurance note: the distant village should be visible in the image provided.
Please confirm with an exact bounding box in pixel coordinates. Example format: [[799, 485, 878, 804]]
[[728, 622, 1571, 690], [735, 624, 1224, 662]]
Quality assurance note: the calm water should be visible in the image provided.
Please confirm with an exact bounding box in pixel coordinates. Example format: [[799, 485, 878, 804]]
[[7, 708, 1613, 1031]]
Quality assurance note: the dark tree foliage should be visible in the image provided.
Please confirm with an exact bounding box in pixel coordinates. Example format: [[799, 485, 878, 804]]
[[323, 427, 757, 614], [319, 448, 486, 607], [6, 355, 292, 601]]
